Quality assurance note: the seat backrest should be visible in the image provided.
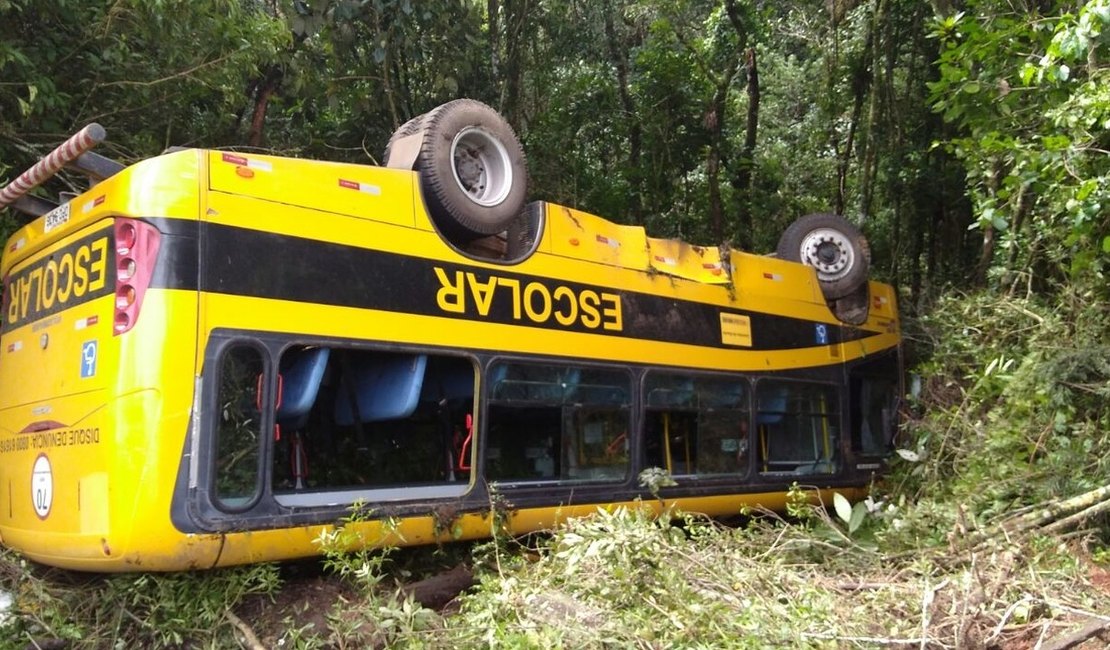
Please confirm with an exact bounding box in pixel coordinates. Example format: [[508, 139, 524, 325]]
[[277, 347, 331, 428], [334, 354, 428, 425], [757, 385, 789, 425]]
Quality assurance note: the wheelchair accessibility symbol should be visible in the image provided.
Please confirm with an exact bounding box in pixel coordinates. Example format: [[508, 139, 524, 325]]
[[80, 341, 97, 378], [815, 324, 829, 345]]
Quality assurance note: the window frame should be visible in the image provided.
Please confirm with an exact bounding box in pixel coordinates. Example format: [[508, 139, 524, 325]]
[[753, 377, 842, 477], [640, 369, 753, 481], [208, 339, 272, 513], [482, 357, 635, 486]]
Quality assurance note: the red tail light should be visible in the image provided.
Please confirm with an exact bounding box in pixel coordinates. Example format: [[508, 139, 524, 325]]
[[113, 218, 160, 335]]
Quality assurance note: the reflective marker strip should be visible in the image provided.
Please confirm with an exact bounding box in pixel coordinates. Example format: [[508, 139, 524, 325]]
[[82, 195, 106, 213], [221, 153, 272, 171], [74, 315, 100, 330], [338, 179, 382, 195]]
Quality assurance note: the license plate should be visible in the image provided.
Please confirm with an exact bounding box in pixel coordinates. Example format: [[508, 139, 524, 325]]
[[43, 202, 71, 233]]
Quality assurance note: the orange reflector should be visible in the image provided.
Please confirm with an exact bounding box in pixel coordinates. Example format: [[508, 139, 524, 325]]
[[236, 166, 255, 178], [116, 285, 136, 308]]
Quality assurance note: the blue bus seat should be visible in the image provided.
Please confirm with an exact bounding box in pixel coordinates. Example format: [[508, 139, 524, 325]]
[[276, 347, 331, 429], [419, 361, 474, 404], [335, 354, 428, 425], [757, 386, 788, 425]]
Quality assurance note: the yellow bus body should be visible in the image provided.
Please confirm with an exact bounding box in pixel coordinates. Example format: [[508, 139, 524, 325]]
[[0, 149, 898, 571]]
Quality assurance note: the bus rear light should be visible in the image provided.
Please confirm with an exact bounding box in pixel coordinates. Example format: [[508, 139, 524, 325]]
[[116, 222, 137, 254], [112, 218, 160, 336], [118, 258, 136, 280], [115, 285, 136, 309]]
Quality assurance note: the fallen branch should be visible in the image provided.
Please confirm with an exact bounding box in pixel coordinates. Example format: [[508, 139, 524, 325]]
[[1004, 484, 1110, 536], [1042, 496, 1110, 535], [1039, 619, 1110, 650], [932, 484, 1110, 567], [226, 611, 265, 650]]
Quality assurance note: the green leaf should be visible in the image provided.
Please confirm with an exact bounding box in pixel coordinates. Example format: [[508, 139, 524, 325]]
[[1020, 62, 1037, 86], [848, 502, 867, 534], [962, 81, 981, 94], [1102, 235, 1110, 253], [1077, 180, 1097, 201], [833, 492, 852, 525]]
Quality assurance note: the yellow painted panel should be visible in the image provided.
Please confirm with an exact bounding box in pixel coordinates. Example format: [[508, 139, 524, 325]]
[[647, 237, 729, 284], [79, 472, 109, 535], [207, 151, 418, 226], [547, 204, 650, 269]]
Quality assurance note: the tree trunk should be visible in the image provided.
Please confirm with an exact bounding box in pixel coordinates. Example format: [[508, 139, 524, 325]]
[[731, 47, 759, 249], [835, 16, 874, 216], [248, 66, 283, 148], [488, 0, 501, 87], [500, 0, 528, 130], [603, 0, 643, 225]]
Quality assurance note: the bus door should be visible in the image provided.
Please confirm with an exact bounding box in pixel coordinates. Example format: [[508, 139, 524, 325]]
[[848, 351, 901, 473]]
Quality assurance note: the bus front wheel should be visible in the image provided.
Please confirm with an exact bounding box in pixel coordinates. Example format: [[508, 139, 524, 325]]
[[777, 213, 871, 300]]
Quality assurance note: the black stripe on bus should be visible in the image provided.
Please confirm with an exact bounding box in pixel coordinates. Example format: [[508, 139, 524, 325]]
[[149, 220, 878, 351]]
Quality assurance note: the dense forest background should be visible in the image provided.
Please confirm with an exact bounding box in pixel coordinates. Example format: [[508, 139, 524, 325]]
[[1, 1, 1109, 647], [2, 0, 1105, 310]]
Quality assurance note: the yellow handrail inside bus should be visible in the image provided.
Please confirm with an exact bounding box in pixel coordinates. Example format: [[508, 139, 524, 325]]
[[663, 413, 673, 474], [759, 424, 768, 472], [819, 392, 831, 463]]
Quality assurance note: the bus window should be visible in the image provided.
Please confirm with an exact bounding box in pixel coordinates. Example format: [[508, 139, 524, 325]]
[[214, 345, 266, 509], [486, 362, 630, 482], [756, 381, 839, 475], [643, 374, 750, 477], [268, 347, 475, 502], [850, 354, 900, 456]]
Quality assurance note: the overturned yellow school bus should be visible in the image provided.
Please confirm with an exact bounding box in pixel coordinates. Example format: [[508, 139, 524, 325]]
[[0, 100, 900, 571]]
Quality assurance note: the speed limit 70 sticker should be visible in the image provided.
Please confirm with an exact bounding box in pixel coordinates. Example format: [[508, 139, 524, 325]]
[[31, 454, 53, 520]]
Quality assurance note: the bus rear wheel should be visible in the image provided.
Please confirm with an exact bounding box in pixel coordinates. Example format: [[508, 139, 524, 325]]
[[383, 112, 427, 164], [777, 213, 871, 300], [412, 99, 528, 243]]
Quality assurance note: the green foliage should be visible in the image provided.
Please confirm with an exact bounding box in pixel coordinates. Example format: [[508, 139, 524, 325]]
[[0, 0, 289, 244], [929, 0, 1110, 295], [307, 504, 439, 648], [0, 551, 280, 648], [637, 465, 677, 499], [897, 290, 1110, 525], [436, 502, 1103, 648]]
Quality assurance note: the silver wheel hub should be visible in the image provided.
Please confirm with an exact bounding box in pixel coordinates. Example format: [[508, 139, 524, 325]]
[[451, 127, 512, 207], [799, 227, 854, 281]]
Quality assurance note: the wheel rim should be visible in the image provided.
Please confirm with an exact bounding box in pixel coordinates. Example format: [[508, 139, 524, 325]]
[[798, 227, 855, 281], [450, 127, 513, 207]]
